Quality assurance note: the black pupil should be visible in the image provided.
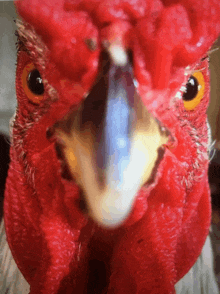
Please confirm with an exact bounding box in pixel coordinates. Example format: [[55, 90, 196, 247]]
[[183, 76, 199, 101], [27, 69, 44, 95]]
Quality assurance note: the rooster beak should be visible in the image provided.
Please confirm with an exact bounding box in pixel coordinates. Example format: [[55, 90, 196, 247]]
[[55, 47, 168, 228]]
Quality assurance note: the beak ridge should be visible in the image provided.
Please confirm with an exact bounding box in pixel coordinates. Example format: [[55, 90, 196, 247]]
[[54, 51, 168, 228]]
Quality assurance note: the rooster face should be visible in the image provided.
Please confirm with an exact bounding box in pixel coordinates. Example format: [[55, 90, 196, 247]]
[[3, 0, 220, 293], [13, 0, 215, 227]]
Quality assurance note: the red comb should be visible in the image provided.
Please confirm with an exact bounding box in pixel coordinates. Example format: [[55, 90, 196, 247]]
[[16, 0, 220, 88]]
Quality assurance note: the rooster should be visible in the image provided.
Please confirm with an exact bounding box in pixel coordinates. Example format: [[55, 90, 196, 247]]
[[1, 0, 220, 293]]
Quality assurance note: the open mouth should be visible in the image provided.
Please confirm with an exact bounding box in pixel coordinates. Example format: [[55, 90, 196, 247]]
[[47, 50, 169, 228]]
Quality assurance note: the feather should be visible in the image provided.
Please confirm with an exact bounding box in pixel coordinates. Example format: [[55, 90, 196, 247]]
[[0, 218, 218, 294], [0, 220, 29, 294], [175, 233, 219, 294]]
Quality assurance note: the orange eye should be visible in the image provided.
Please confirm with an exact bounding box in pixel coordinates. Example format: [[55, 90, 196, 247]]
[[183, 71, 205, 110], [22, 62, 44, 104]]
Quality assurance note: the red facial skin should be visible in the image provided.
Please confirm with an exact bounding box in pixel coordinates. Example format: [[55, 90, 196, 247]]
[[4, 1, 220, 293]]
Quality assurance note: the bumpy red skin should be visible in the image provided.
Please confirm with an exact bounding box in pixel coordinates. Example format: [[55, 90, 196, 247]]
[[4, 0, 220, 293]]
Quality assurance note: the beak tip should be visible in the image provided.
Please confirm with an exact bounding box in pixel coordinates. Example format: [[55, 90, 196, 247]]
[[90, 193, 133, 228], [94, 212, 127, 228]]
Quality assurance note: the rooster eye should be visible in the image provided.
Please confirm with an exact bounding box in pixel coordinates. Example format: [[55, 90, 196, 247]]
[[22, 62, 44, 104], [183, 76, 198, 101], [27, 69, 44, 95], [183, 72, 205, 110]]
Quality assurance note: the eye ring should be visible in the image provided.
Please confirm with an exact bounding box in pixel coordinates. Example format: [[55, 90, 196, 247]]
[[22, 62, 44, 104], [183, 71, 205, 111]]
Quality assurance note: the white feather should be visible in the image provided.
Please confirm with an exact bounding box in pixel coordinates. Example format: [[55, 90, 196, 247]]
[[175, 234, 219, 294], [0, 220, 30, 294]]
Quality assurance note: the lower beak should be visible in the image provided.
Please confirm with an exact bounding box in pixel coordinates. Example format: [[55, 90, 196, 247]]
[[55, 54, 168, 228]]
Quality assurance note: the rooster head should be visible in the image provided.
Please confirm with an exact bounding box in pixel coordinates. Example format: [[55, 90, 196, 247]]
[[4, 0, 220, 293]]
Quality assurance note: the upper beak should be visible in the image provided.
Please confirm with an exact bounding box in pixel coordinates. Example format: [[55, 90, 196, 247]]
[[55, 47, 168, 228]]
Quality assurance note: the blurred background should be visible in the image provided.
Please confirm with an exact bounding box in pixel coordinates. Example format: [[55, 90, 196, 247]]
[[0, 1, 17, 135], [0, 0, 220, 291], [0, 0, 16, 220]]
